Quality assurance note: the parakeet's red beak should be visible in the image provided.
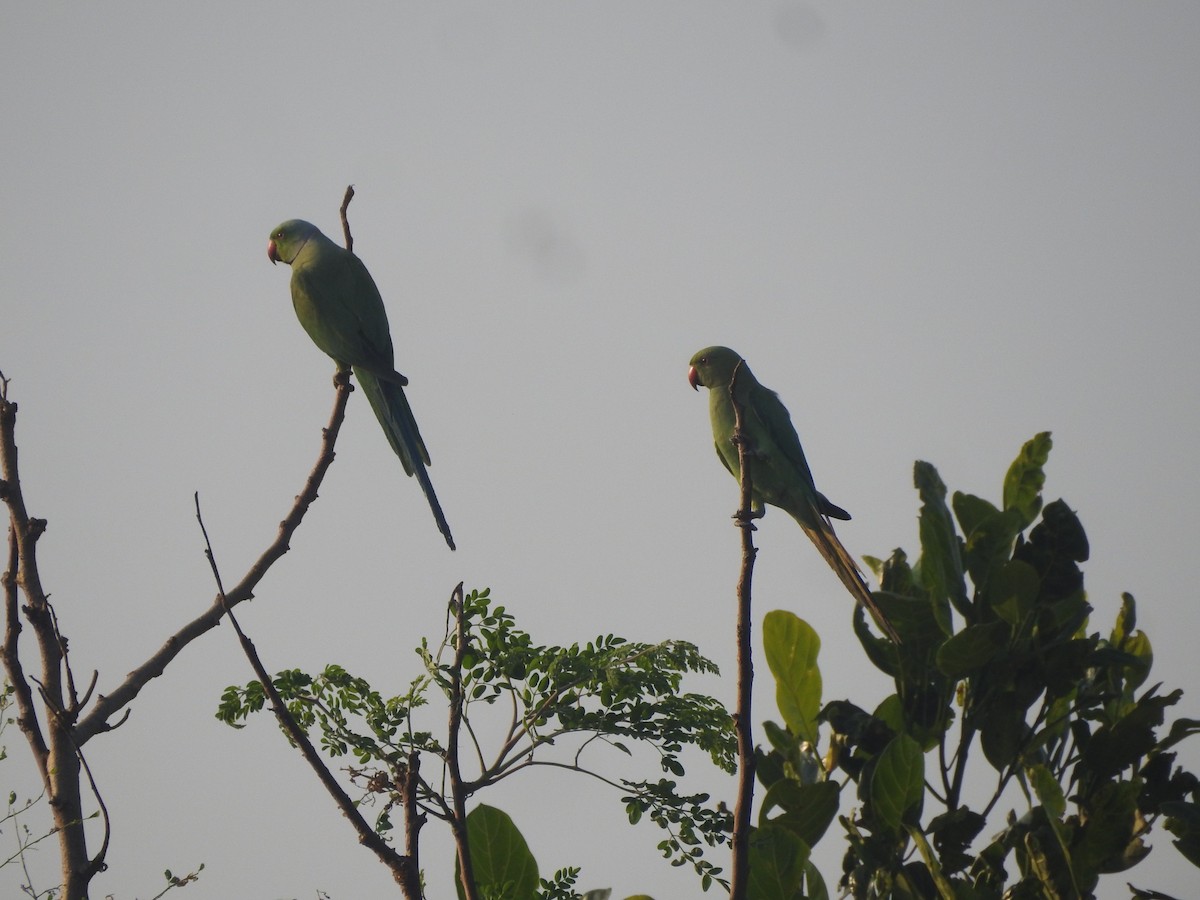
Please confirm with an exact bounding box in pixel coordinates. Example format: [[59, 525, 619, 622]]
[[267, 240, 279, 265], [688, 366, 702, 391]]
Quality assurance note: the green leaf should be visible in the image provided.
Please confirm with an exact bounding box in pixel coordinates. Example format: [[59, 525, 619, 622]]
[[763, 611, 822, 745], [905, 824, 959, 899], [925, 807, 986, 875], [1075, 780, 1142, 882], [935, 620, 1011, 677], [1112, 592, 1137, 644], [1121, 630, 1153, 691], [1163, 801, 1200, 868], [1003, 432, 1052, 530], [1161, 718, 1200, 754], [747, 824, 808, 900], [913, 461, 966, 630], [1085, 687, 1182, 780], [800, 859, 829, 900], [872, 694, 905, 736], [869, 734, 924, 833], [980, 700, 1028, 773], [953, 492, 1024, 600], [988, 559, 1041, 625], [759, 780, 840, 847], [857, 590, 944, 676], [457, 804, 539, 900], [1027, 763, 1066, 820]]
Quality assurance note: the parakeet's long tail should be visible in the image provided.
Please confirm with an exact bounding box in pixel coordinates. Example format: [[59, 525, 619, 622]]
[[356, 369, 456, 551], [795, 514, 899, 642]]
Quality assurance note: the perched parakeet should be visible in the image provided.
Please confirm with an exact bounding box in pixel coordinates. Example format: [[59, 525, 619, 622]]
[[688, 346, 897, 641], [268, 219, 455, 551]]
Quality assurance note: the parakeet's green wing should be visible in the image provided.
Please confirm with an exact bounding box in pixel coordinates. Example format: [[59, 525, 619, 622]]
[[746, 383, 820, 493], [747, 382, 850, 520], [291, 251, 396, 376]]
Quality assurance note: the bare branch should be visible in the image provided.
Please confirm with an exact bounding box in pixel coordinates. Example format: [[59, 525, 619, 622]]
[[2, 526, 47, 768], [728, 359, 758, 900], [74, 373, 352, 745], [75, 729, 110, 880], [194, 493, 421, 897], [340, 185, 356, 252]]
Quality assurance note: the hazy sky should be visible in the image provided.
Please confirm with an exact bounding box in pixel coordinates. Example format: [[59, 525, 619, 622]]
[[2, 4, 1198, 899]]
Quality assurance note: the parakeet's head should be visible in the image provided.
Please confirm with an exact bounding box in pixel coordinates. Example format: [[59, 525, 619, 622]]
[[267, 219, 320, 266], [688, 346, 744, 391]]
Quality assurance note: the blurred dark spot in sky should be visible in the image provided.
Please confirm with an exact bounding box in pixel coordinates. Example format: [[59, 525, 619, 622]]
[[504, 207, 586, 283]]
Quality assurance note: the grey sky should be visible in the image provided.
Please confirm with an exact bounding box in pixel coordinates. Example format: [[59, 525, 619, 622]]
[[2, 4, 1198, 898]]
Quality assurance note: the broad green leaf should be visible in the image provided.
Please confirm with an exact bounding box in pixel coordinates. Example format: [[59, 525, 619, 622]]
[[936, 620, 1011, 677], [1023, 831, 1057, 895], [763, 611, 822, 745], [800, 859, 829, 900], [761, 719, 798, 755], [981, 702, 1028, 773], [857, 591, 943, 676], [1071, 780, 1140, 887], [913, 461, 966, 630], [869, 734, 924, 833], [988, 559, 1041, 625], [1120, 630, 1153, 690], [747, 824, 808, 900], [1003, 432, 1052, 530], [755, 747, 786, 790], [456, 804, 538, 900], [1161, 718, 1200, 753], [1027, 763, 1066, 820], [1163, 801, 1200, 868], [1085, 687, 1182, 780], [759, 780, 840, 847], [953, 492, 1024, 600], [925, 807, 986, 875], [873, 547, 917, 596], [1112, 592, 1137, 644], [873, 694, 905, 736]]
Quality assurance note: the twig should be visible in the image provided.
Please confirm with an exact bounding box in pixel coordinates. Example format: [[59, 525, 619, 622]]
[[75, 728, 111, 880], [340, 185, 356, 252], [446, 582, 481, 900], [727, 360, 757, 900], [193, 492, 421, 897], [2, 525, 48, 769], [73, 374, 353, 745]]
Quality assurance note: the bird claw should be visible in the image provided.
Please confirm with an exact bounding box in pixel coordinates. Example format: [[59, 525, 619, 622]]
[[732, 507, 764, 529]]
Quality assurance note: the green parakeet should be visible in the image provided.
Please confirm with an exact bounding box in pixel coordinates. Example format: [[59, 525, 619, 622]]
[[268, 219, 455, 551], [688, 346, 897, 641]]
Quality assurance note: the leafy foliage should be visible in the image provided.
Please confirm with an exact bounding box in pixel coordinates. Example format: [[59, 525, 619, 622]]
[[217, 588, 734, 896], [754, 433, 1200, 898], [211, 433, 1200, 899]]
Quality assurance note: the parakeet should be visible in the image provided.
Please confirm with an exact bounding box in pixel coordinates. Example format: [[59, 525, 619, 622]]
[[268, 218, 454, 551], [688, 346, 897, 641]]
